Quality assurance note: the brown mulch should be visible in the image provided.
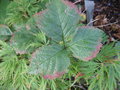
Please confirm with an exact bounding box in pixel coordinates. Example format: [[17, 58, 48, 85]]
[[93, 0, 120, 40], [69, 0, 120, 40]]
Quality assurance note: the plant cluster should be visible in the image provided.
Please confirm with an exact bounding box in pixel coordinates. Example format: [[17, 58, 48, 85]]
[[0, 0, 120, 90], [6, 0, 51, 25]]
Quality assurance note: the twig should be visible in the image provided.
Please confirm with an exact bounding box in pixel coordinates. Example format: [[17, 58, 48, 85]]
[[73, 0, 82, 4], [105, 59, 120, 63], [82, 9, 86, 13], [87, 19, 99, 26], [72, 84, 87, 90], [95, 21, 119, 28]]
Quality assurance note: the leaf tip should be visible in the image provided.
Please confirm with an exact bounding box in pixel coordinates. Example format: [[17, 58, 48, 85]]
[[61, 0, 81, 14]]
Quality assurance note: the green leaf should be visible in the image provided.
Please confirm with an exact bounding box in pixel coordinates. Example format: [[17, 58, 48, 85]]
[[35, 0, 81, 42], [10, 17, 47, 54], [29, 45, 70, 79], [69, 27, 104, 61], [0, 25, 12, 40], [10, 28, 38, 54]]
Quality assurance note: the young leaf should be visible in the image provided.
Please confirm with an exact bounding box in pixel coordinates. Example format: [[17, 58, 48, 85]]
[[0, 25, 12, 40], [10, 24, 40, 54], [10, 17, 47, 54], [69, 27, 104, 61], [10, 28, 38, 54], [29, 45, 70, 79], [35, 0, 81, 42]]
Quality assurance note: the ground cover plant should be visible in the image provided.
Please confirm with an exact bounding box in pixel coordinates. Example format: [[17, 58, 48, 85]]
[[6, 0, 51, 25], [0, 0, 120, 90]]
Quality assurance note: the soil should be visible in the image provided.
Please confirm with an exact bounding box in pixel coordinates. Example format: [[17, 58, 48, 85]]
[[69, 0, 120, 41], [93, 0, 120, 40]]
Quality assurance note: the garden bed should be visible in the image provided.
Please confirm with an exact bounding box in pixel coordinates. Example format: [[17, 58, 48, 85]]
[[0, 0, 120, 90]]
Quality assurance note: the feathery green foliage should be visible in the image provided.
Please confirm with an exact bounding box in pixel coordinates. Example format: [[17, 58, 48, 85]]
[[6, 0, 51, 25], [78, 43, 120, 90], [0, 40, 69, 90]]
